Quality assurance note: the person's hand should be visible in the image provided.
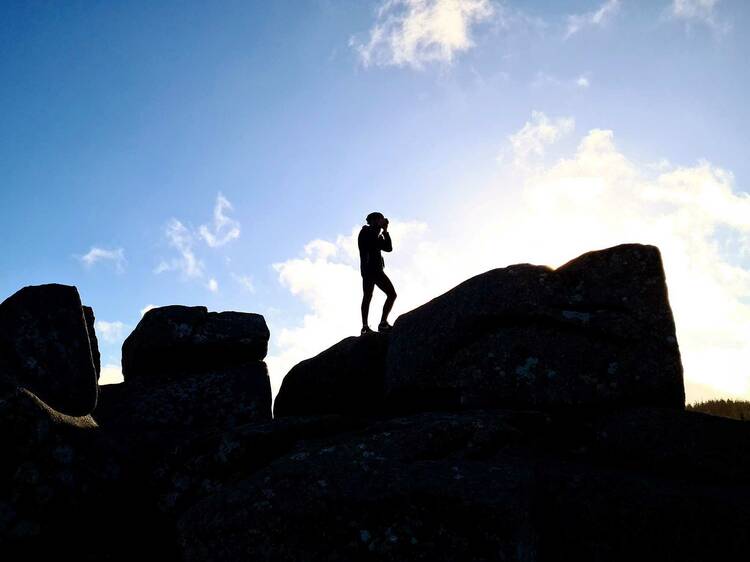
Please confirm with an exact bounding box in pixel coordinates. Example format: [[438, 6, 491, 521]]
[[382, 217, 389, 231]]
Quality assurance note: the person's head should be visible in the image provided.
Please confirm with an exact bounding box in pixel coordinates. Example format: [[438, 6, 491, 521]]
[[366, 212, 385, 227]]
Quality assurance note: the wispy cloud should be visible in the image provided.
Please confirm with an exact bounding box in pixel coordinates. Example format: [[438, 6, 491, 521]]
[[94, 320, 129, 344], [352, 0, 494, 69], [77, 247, 126, 273], [504, 110, 575, 167], [199, 192, 241, 248], [565, 0, 620, 39], [530, 71, 592, 91], [155, 193, 241, 289], [669, 0, 730, 34], [232, 273, 256, 293], [155, 219, 204, 278]]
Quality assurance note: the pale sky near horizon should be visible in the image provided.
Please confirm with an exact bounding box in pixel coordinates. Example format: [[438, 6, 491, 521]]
[[1, 1, 748, 403]]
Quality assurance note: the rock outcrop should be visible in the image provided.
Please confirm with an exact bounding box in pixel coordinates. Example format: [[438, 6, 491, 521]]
[[0, 385, 178, 559], [385, 243, 684, 411], [122, 305, 269, 383], [0, 284, 98, 416], [173, 407, 750, 562], [6, 245, 750, 562], [96, 362, 271, 433], [96, 305, 272, 436], [273, 332, 389, 417]]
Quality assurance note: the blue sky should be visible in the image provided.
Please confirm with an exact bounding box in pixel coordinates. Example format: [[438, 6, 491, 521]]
[[1, 1, 748, 402]]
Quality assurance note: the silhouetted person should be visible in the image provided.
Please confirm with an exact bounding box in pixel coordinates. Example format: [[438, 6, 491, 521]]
[[359, 212, 397, 334]]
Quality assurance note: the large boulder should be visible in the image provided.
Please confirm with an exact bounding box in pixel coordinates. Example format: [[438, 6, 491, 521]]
[[274, 332, 389, 418], [0, 386, 179, 559], [176, 410, 544, 561], [0, 284, 98, 416], [122, 305, 269, 383], [174, 408, 750, 562], [153, 414, 365, 518], [385, 244, 684, 412], [95, 362, 272, 434]]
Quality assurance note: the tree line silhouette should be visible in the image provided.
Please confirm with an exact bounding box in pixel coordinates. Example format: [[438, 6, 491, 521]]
[[688, 399, 750, 421]]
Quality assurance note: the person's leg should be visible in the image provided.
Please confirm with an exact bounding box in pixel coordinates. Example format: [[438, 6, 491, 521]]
[[374, 271, 397, 325], [361, 276, 375, 328]]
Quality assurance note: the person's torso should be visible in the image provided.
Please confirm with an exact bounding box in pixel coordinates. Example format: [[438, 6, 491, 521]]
[[358, 225, 384, 275]]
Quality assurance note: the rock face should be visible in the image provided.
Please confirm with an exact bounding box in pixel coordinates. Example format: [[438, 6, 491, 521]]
[[0, 385, 179, 559], [82, 305, 101, 380], [8, 246, 747, 561], [122, 305, 269, 383], [174, 408, 750, 562], [96, 362, 272, 433], [385, 244, 684, 412], [0, 284, 98, 416], [97, 305, 272, 437], [274, 332, 389, 418]]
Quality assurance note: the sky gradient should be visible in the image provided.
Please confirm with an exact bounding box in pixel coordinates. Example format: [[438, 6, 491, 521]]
[[1, 0, 748, 403]]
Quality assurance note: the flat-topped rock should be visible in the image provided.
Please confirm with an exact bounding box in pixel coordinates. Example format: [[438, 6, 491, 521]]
[[0, 284, 99, 416], [385, 244, 685, 412], [274, 332, 389, 418], [122, 305, 269, 383]]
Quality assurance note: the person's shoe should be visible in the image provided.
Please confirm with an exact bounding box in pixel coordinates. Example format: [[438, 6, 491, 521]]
[[361, 325, 374, 335], [377, 321, 392, 333]]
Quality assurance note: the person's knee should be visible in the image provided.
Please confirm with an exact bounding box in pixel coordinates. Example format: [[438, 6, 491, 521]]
[[388, 289, 397, 300]]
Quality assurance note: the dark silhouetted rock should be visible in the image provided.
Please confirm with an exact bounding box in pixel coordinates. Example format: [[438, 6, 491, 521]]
[[154, 414, 365, 517], [174, 408, 750, 562], [175, 410, 541, 561], [274, 332, 389, 418], [385, 244, 684, 412], [10, 246, 749, 562], [82, 305, 101, 380], [0, 385, 180, 559], [95, 362, 272, 435], [0, 284, 98, 416], [122, 305, 269, 383]]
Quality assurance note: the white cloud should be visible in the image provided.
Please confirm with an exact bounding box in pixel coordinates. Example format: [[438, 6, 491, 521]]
[[669, 0, 729, 34], [155, 219, 204, 278], [77, 247, 126, 273], [94, 320, 129, 344], [199, 192, 241, 248], [268, 114, 750, 404], [506, 110, 575, 167], [530, 72, 592, 92], [232, 274, 256, 293], [140, 304, 158, 317], [156, 193, 242, 284], [352, 0, 494, 69], [565, 0, 620, 39], [99, 363, 124, 385]]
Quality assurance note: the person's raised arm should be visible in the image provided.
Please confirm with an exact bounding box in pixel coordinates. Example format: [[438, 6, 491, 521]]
[[378, 229, 392, 252]]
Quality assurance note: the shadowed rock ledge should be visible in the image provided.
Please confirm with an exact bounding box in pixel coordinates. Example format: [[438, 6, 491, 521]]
[[273, 331, 390, 418]]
